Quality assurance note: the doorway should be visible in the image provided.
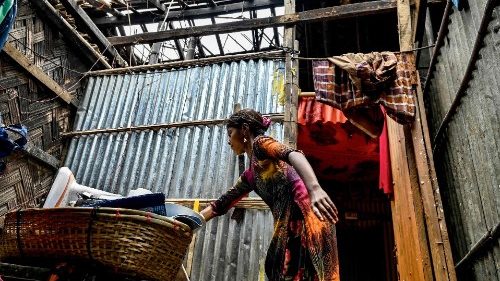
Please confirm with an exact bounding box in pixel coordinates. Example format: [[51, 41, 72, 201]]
[[297, 97, 397, 281]]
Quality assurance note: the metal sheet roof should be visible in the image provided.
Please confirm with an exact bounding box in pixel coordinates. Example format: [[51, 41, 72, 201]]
[[64, 59, 285, 280]]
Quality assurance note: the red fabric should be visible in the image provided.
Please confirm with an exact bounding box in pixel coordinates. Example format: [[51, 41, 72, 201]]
[[378, 107, 393, 194], [297, 97, 379, 184]]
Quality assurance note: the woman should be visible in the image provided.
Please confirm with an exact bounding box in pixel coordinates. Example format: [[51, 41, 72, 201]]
[[200, 109, 340, 281]]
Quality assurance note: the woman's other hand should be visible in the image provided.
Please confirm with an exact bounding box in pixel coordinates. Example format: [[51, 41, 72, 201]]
[[200, 205, 216, 222], [309, 187, 339, 224]]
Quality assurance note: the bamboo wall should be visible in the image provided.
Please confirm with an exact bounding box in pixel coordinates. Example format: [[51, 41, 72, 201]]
[[0, 0, 87, 215], [425, 1, 500, 280]]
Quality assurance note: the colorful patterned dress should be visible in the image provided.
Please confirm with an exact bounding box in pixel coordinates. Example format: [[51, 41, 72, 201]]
[[211, 135, 340, 281]]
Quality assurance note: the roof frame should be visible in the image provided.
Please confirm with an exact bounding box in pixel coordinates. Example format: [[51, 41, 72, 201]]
[[59, 0, 128, 67], [107, 0, 398, 46], [93, 0, 283, 27]]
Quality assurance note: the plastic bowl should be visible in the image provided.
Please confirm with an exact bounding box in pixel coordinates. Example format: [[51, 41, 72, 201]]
[[164, 203, 205, 230]]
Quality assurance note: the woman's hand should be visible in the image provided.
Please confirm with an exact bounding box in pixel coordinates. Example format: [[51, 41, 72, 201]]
[[288, 151, 339, 224], [309, 187, 339, 224], [200, 205, 216, 222]]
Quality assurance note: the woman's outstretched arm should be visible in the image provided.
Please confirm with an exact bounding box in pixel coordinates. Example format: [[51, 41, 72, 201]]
[[289, 151, 339, 223]]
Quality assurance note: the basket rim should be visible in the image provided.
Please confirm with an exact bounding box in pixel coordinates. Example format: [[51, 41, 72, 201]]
[[6, 207, 192, 233]]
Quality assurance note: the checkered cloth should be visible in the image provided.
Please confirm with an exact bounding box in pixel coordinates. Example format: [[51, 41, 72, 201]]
[[312, 52, 417, 124]]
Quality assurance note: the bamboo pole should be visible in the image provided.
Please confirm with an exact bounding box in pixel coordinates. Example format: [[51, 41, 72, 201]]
[[61, 114, 284, 137]]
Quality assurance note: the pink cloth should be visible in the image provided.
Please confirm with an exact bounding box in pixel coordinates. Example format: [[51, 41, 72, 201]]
[[379, 106, 393, 194]]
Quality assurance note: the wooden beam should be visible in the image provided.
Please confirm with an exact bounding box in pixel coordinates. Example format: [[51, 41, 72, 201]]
[[28, 0, 111, 69], [211, 17, 224, 55], [146, 0, 185, 62], [24, 144, 61, 170], [146, 0, 166, 11], [105, 0, 273, 25], [59, 0, 128, 67], [88, 50, 284, 75], [270, 7, 281, 46], [2, 43, 76, 106], [108, 0, 398, 46]]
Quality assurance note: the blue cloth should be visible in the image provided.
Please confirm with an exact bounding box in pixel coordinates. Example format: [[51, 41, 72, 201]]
[[79, 193, 167, 216], [0, 124, 27, 158], [0, 124, 27, 174], [0, 0, 16, 51]]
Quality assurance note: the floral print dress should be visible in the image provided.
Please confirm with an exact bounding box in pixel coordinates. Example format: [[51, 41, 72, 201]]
[[211, 135, 340, 281]]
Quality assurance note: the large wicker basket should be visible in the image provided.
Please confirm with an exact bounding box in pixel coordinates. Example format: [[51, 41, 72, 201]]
[[0, 207, 193, 281]]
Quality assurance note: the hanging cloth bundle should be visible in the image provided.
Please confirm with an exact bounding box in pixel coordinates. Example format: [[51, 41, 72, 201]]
[[0, 0, 17, 51], [0, 124, 28, 174]]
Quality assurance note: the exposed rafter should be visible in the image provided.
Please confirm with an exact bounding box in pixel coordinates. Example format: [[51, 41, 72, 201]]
[[211, 17, 224, 55], [93, 0, 283, 27], [28, 0, 111, 69], [59, 0, 128, 67], [146, 0, 185, 62], [108, 0, 398, 46], [270, 7, 280, 46]]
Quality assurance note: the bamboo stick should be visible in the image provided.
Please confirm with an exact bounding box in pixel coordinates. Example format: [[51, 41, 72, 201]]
[[61, 114, 284, 137]]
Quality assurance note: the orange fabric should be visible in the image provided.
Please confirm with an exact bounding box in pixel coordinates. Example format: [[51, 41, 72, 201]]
[[298, 97, 347, 125]]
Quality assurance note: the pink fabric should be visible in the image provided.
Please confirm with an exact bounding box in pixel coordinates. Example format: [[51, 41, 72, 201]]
[[378, 106, 393, 194]]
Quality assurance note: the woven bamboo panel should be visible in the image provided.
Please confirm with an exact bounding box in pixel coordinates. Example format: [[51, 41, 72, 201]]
[[0, 0, 89, 216]]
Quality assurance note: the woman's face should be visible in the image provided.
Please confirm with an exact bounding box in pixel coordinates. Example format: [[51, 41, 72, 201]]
[[227, 127, 246, 155]]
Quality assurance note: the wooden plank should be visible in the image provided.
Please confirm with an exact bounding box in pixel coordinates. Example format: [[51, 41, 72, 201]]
[[412, 73, 457, 281], [389, 1, 432, 281], [59, 0, 128, 67], [388, 118, 429, 281], [107, 1, 398, 46], [2, 43, 76, 106], [28, 0, 111, 69], [94, 0, 283, 27]]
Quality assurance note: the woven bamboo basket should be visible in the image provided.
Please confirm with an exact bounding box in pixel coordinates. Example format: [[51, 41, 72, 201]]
[[0, 207, 193, 281]]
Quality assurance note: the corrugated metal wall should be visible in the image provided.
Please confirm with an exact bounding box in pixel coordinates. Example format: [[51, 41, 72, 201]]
[[64, 59, 284, 280], [426, 1, 500, 280]]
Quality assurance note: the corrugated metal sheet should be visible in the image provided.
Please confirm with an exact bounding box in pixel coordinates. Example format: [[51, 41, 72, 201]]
[[64, 59, 285, 280], [427, 2, 500, 280]]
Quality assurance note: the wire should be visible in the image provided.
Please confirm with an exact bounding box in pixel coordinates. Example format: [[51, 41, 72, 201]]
[[8, 36, 86, 76], [291, 44, 437, 61]]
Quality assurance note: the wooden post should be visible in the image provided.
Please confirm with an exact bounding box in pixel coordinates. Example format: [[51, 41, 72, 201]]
[[389, 0, 433, 280], [283, 0, 298, 148]]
